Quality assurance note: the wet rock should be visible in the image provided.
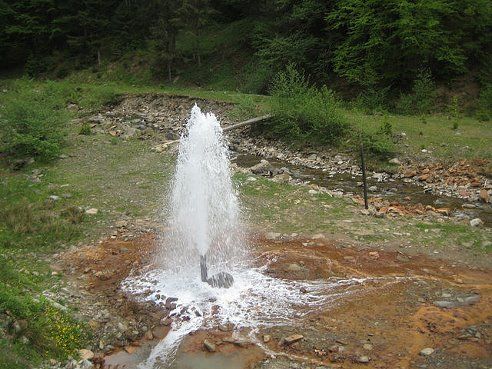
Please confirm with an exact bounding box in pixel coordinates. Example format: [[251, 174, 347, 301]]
[[203, 339, 216, 352], [470, 218, 483, 227], [78, 349, 94, 361], [282, 334, 303, 345], [420, 347, 435, 356], [223, 337, 253, 347]]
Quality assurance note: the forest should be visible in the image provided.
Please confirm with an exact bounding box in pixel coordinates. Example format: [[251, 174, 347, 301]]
[[1, 0, 491, 112]]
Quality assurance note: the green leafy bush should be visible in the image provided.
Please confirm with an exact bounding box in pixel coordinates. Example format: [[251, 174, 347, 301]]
[[267, 65, 348, 144], [396, 71, 437, 115], [476, 84, 492, 121], [0, 81, 69, 162], [354, 88, 390, 115]]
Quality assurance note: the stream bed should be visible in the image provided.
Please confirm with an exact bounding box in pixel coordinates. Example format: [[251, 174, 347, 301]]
[[232, 153, 492, 227]]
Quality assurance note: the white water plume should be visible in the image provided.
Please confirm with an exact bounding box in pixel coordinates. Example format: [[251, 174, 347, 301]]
[[157, 104, 245, 277]]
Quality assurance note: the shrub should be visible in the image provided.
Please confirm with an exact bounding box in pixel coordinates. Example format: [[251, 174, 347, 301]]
[[476, 84, 492, 121], [0, 81, 69, 162], [267, 65, 348, 144], [79, 123, 92, 136], [396, 70, 437, 115], [355, 87, 390, 115]]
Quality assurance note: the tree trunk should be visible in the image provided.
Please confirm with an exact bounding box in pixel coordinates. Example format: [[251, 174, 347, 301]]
[[97, 49, 101, 66]]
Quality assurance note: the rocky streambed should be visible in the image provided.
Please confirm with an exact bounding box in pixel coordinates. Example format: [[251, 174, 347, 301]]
[[82, 93, 491, 227]]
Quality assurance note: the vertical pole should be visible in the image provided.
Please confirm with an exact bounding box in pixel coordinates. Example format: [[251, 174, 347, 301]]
[[360, 142, 369, 210]]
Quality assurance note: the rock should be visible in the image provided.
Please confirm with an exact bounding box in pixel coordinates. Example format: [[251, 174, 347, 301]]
[[389, 158, 401, 165], [78, 349, 94, 361], [79, 359, 94, 369], [115, 220, 128, 228], [223, 337, 252, 347], [263, 334, 271, 343], [358, 355, 370, 363], [463, 294, 480, 306], [363, 343, 373, 351], [433, 300, 457, 308], [287, 263, 302, 272], [420, 347, 435, 356], [282, 334, 303, 345], [85, 208, 98, 215], [49, 195, 60, 201], [479, 189, 490, 203], [144, 330, 154, 340], [250, 159, 271, 175], [265, 232, 281, 240], [470, 218, 483, 227], [203, 339, 216, 352]]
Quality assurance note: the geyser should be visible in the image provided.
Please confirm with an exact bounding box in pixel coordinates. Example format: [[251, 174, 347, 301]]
[[162, 104, 242, 288]]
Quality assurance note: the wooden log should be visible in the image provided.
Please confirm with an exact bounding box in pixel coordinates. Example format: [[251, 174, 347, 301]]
[[155, 114, 273, 151]]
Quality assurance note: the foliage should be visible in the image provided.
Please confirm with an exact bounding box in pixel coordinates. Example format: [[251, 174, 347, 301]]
[[476, 84, 492, 121], [0, 80, 69, 162], [266, 66, 348, 144], [395, 70, 437, 115]]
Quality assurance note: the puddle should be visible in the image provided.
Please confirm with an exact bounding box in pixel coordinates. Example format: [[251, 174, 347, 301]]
[[170, 351, 259, 369], [117, 258, 400, 368], [232, 153, 492, 226]]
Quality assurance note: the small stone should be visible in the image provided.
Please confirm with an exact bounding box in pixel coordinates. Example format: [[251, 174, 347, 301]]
[[470, 218, 483, 227], [389, 158, 401, 165], [78, 349, 94, 361], [263, 334, 271, 343], [479, 189, 489, 203], [420, 347, 435, 356], [85, 208, 98, 215], [287, 263, 302, 272], [368, 186, 378, 192], [358, 355, 370, 363], [363, 343, 373, 350], [433, 300, 456, 308], [203, 339, 216, 352], [282, 334, 303, 345], [265, 232, 281, 240], [463, 294, 480, 306], [144, 330, 154, 340], [79, 359, 94, 369], [49, 195, 60, 201]]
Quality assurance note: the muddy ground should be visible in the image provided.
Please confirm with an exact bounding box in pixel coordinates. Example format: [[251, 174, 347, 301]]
[[56, 230, 491, 369]]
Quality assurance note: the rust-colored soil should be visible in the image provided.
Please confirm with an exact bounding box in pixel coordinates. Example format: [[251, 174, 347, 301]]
[[60, 233, 492, 369]]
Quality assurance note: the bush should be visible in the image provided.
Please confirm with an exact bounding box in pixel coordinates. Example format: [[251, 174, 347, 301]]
[[354, 87, 390, 115], [396, 70, 437, 115], [267, 65, 348, 144], [0, 80, 69, 162], [476, 84, 492, 121]]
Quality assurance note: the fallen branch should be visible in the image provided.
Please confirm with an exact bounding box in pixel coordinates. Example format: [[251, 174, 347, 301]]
[[153, 114, 273, 152]]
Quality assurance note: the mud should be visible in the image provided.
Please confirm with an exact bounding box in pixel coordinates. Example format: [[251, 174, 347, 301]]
[[58, 232, 492, 369]]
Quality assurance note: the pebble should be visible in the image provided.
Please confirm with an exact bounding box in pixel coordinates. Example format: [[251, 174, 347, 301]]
[[85, 208, 98, 215], [358, 355, 370, 363], [420, 347, 435, 356], [263, 334, 271, 343], [282, 334, 303, 345], [203, 339, 216, 352], [78, 349, 94, 361], [469, 218, 483, 227]]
